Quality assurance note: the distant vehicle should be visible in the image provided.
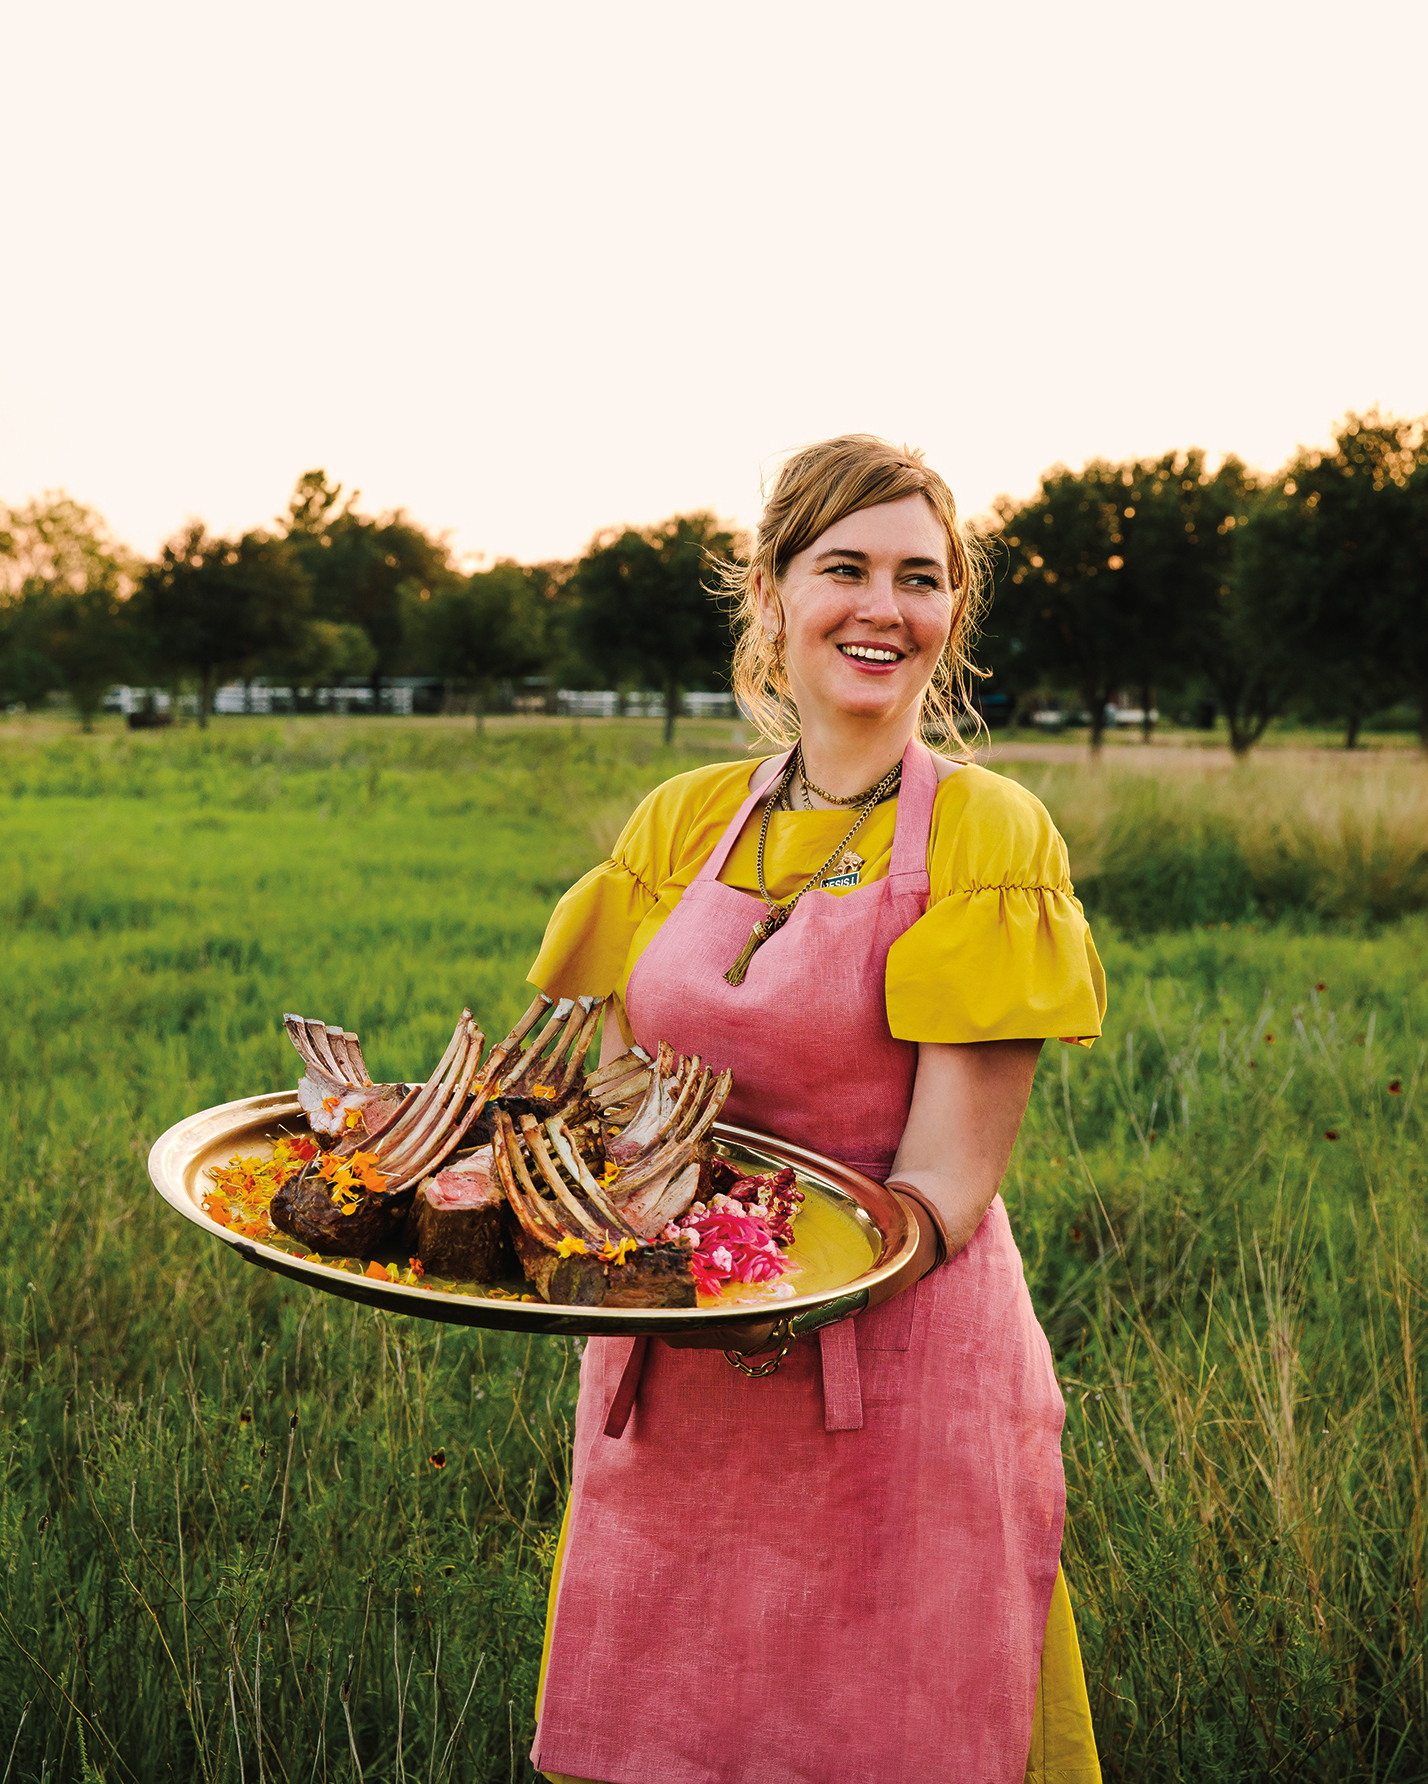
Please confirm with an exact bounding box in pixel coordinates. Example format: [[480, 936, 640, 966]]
[[972, 691, 1014, 729]]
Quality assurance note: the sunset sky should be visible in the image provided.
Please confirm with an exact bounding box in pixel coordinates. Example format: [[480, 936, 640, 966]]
[[3, 0, 1425, 566]]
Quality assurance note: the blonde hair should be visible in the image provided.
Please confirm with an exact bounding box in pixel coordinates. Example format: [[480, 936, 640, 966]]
[[720, 434, 988, 753]]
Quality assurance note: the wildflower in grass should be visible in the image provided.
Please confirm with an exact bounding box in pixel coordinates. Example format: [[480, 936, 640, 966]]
[[1388, 1078, 1402, 1094], [1316, 981, 1327, 991], [1325, 1130, 1339, 1141], [1265, 1034, 1275, 1044], [430, 1448, 446, 1469]]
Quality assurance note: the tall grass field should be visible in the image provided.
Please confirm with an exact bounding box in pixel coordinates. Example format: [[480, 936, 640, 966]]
[[2, 717, 1425, 1782]]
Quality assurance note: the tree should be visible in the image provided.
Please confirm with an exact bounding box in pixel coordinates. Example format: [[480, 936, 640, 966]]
[[283, 470, 456, 708], [1236, 412, 1425, 748], [988, 453, 1276, 754], [403, 562, 546, 730], [988, 462, 1142, 749], [136, 525, 311, 726], [1406, 455, 1428, 749], [1120, 453, 1271, 755], [571, 513, 738, 744], [0, 494, 139, 727], [259, 619, 377, 702]]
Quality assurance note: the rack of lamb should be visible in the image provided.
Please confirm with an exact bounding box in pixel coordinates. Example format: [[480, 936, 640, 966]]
[[263, 993, 745, 1308]]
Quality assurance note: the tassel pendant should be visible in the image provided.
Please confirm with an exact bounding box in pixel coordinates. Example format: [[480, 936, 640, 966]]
[[724, 904, 791, 987]]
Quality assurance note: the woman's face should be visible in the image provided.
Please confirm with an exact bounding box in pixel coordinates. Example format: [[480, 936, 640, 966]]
[[758, 494, 955, 731]]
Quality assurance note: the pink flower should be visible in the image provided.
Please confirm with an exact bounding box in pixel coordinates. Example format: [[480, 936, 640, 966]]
[[676, 1205, 795, 1297]]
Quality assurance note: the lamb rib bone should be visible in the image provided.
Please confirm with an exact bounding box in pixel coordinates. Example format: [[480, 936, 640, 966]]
[[585, 1045, 651, 1096], [493, 1109, 567, 1248], [543, 1118, 642, 1239], [284, 1012, 414, 1138], [497, 995, 605, 1101], [358, 1012, 471, 1170], [472, 992, 554, 1098], [517, 1115, 612, 1241], [496, 998, 574, 1095]]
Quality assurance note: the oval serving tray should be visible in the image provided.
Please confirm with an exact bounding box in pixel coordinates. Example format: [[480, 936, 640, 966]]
[[147, 1092, 918, 1336]]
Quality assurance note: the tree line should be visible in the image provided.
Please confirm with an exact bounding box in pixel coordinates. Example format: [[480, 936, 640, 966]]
[[0, 471, 737, 745], [985, 409, 1428, 751], [2, 410, 1425, 752]]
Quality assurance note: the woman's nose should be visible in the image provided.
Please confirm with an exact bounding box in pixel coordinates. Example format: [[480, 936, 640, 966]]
[[854, 572, 902, 625]]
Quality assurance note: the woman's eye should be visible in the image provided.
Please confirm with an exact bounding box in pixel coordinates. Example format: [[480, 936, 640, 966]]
[[827, 563, 860, 578]]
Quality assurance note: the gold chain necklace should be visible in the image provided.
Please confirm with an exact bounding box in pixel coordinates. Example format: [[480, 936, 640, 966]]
[[724, 753, 902, 987], [796, 744, 896, 807]]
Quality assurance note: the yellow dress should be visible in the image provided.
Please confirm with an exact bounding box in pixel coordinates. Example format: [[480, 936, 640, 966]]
[[531, 756, 1106, 1784]]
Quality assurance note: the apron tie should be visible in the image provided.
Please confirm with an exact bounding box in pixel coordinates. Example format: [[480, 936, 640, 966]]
[[819, 1322, 864, 1431], [603, 1336, 649, 1438]]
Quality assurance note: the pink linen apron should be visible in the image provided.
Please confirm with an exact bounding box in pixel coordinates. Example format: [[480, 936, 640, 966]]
[[533, 740, 1067, 1784]]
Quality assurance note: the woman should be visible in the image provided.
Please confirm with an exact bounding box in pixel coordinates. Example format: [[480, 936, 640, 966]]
[[528, 435, 1106, 1784]]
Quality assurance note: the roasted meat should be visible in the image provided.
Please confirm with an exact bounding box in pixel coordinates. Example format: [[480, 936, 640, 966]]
[[404, 1146, 513, 1281], [271, 1162, 414, 1257]]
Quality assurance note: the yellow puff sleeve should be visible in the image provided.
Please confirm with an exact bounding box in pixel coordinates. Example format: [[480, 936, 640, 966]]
[[885, 765, 1106, 1046], [525, 760, 756, 1005], [526, 811, 660, 1001]]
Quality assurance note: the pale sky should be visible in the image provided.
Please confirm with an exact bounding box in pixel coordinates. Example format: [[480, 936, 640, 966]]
[[4, 0, 1425, 567]]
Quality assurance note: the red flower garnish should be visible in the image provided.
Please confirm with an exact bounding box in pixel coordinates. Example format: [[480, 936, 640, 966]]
[[678, 1207, 792, 1297]]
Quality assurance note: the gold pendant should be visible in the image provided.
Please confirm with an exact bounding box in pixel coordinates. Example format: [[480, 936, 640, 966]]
[[724, 904, 791, 987], [821, 849, 864, 890]]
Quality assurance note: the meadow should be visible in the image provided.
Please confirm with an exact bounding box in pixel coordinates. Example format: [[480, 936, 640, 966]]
[[1, 717, 1425, 1782]]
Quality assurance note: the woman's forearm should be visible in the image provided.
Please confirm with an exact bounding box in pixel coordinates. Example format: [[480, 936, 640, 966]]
[[887, 1039, 1043, 1257]]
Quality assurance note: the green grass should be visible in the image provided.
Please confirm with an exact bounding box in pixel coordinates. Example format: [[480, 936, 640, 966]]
[[1, 719, 1425, 1781]]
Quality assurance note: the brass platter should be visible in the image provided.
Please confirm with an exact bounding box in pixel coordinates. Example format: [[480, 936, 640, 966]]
[[147, 1092, 919, 1336]]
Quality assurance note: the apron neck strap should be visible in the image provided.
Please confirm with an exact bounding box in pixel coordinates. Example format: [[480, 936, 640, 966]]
[[695, 750, 794, 883], [888, 737, 943, 879]]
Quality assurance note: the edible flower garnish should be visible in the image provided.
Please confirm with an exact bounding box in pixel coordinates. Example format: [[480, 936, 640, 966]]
[[556, 1235, 589, 1257], [675, 1203, 793, 1298], [598, 1237, 638, 1265], [317, 1148, 388, 1213], [531, 1082, 556, 1100], [204, 1133, 321, 1240]]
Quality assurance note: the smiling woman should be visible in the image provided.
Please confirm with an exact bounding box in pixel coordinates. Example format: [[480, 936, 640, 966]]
[[528, 435, 1105, 1784]]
